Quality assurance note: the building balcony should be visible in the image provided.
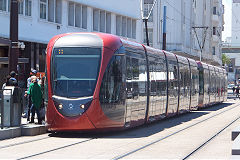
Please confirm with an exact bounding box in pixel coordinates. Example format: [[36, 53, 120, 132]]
[[212, 14, 219, 25]]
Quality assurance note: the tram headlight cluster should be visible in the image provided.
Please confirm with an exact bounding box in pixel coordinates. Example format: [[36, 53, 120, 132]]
[[52, 96, 93, 117]]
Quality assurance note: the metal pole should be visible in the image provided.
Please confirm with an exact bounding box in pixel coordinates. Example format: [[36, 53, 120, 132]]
[[200, 51, 202, 62], [1, 90, 3, 129], [143, 18, 150, 46], [162, 6, 167, 50], [9, 0, 19, 73]]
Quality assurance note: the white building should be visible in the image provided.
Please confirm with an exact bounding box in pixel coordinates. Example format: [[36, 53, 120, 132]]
[[143, 0, 224, 66], [232, 0, 240, 46], [0, 0, 142, 86]]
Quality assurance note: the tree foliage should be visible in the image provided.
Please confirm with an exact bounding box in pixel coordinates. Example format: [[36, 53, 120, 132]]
[[222, 53, 231, 65]]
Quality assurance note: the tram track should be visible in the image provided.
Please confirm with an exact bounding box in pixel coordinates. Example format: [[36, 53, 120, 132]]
[[0, 136, 51, 150], [0, 132, 98, 159], [0, 101, 237, 159], [182, 114, 240, 160], [112, 102, 240, 160], [17, 138, 95, 160]]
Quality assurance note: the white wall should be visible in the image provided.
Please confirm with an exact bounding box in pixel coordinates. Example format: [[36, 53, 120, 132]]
[[71, 0, 140, 19], [0, 0, 142, 44], [144, 0, 223, 65], [232, 2, 240, 46]]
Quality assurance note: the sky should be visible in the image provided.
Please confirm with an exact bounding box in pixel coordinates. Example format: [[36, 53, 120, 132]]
[[222, 0, 232, 41]]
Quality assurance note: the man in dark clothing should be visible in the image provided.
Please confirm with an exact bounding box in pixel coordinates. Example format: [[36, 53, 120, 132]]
[[233, 86, 236, 95], [236, 86, 239, 98], [8, 71, 18, 86]]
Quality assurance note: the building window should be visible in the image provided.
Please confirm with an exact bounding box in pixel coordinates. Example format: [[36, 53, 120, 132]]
[[106, 12, 111, 33], [19, 1, 24, 14], [40, 0, 47, 19], [18, 0, 32, 16], [25, 0, 32, 16], [68, 2, 87, 29], [75, 4, 81, 28], [122, 16, 127, 37], [55, 0, 61, 23], [116, 15, 121, 36], [116, 15, 136, 39], [93, 9, 99, 31], [213, 6, 217, 15], [144, 0, 153, 22], [93, 8, 111, 33], [213, 27, 216, 35], [0, 0, 31, 16], [40, 0, 62, 24], [0, 0, 7, 11], [127, 18, 131, 38], [212, 46, 215, 55], [144, 28, 153, 46], [132, 19, 136, 39], [100, 10, 106, 32], [68, 2, 74, 26]]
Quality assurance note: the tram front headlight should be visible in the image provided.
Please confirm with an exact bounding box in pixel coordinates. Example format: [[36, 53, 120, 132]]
[[80, 104, 85, 109], [58, 104, 63, 110]]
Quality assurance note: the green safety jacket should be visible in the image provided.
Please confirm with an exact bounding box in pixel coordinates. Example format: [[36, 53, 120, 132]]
[[27, 82, 42, 109]]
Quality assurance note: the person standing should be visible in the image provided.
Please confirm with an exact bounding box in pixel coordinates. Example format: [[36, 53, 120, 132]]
[[236, 86, 239, 98], [8, 71, 18, 86], [25, 76, 42, 124], [232, 86, 236, 95], [25, 69, 39, 121], [2, 75, 11, 89]]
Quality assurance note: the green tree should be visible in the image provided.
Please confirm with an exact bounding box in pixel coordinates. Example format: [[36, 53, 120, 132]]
[[222, 53, 231, 65]]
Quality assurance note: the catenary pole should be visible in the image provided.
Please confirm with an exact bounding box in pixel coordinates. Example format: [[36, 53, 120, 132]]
[[162, 6, 167, 50], [9, 0, 19, 73]]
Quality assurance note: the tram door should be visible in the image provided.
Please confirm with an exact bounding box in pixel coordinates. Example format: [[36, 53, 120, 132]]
[[125, 53, 148, 127], [125, 56, 132, 127]]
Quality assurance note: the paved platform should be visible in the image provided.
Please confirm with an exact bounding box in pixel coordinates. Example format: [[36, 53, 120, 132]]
[[232, 126, 240, 155], [0, 117, 47, 140]]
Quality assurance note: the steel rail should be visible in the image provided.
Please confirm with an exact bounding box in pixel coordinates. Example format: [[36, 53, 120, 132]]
[[17, 138, 95, 160], [112, 102, 240, 160], [0, 136, 51, 149], [182, 115, 240, 160]]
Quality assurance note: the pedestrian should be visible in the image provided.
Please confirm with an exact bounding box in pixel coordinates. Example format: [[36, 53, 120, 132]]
[[8, 71, 18, 86], [25, 69, 39, 121], [2, 75, 11, 89], [232, 86, 236, 95], [236, 86, 239, 98], [27, 69, 39, 88], [25, 76, 42, 124]]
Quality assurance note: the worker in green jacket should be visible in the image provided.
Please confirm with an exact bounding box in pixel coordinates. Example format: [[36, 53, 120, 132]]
[[25, 76, 42, 124]]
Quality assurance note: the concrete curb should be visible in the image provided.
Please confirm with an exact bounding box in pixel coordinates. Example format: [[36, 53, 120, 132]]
[[0, 125, 47, 140], [0, 127, 22, 140]]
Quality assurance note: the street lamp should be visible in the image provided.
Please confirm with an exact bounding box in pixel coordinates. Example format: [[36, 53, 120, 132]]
[[140, 0, 157, 46]]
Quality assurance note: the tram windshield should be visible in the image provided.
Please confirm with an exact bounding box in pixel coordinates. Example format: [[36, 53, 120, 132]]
[[52, 47, 101, 98]]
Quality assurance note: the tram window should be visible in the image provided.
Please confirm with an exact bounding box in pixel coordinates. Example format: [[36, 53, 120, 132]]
[[52, 47, 101, 98], [132, 58, 139, 79], [138, 58, 147, 96], [168, 60, 178, 98], [100, 55, 123, 103], [126, 57, 132, 80]]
